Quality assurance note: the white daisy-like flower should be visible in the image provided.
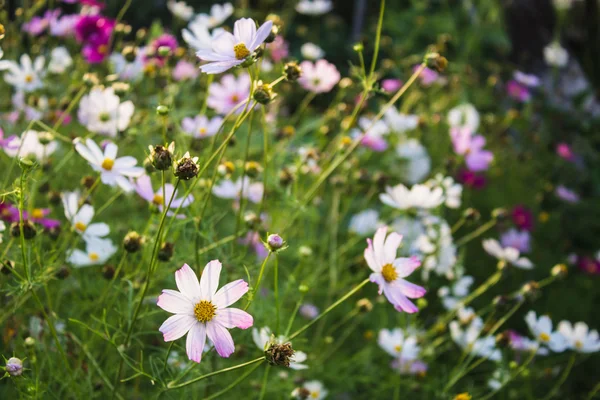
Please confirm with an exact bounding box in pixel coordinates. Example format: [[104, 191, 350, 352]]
[[296, 0, 333, 15], [300, 42, 325, 60], [384, 107, 419, 133], [380, 183, 444, 210], [67, 237, 117, 267], [525, 311, 568, 352], [48, 46, 73, 74], [212, 177, 264, 204], [182, 19, 225, 52], [396, 139, 431, 184], [167, 0, 194, 21], [4, 130, 57, 160], [74, 138, 144, 192], [62, 191, 110, 241], [196, 18, 273, 74], [181, 115, 223, 139], [349, 209, 381, 236], [429, 174, 462, 209], [450, 316, 501, 361], [252, 327, 308, 370], [378, 328, 420, 360], [557, 321, 600, 353], [0, 221, 5, 244], [482, 239, 533, 269], [292, 380, 328, 400], [77, 87, 135, 137], [415, 216, 457, 280], [544, 42, 568, 68], [438, 275, 474, 310], [194, 3, 234, 29], [0, 54, 45, 92], [447, 103, 480, 132]]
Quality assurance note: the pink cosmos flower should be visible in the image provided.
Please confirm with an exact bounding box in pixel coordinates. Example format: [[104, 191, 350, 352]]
[[511, 205, 534, 231], [450, 127, 494, 172], [506, 80, 531, 102], [415, 65, 439, 86], [23, 10, 61, 36], [157, 262, 253, 363], [500, 228, 531, 253], [268, 36, 289, 62], [556, 142, 574, 162], [0, 128, 18, 151], [134, 175, 194, 218], [50, 14, 79, 37], [555, 185, 579, 203], [577, 256, 600, 275], [364, 226, 426, 313], [239, 231, 269, 261], [181, 115, 223, 139], [173, 60, 200, 81], [381, 78, 402, 92], [0, 203, 59, 228], [298, 59, 340, 93], [207, 73, 250, 115]]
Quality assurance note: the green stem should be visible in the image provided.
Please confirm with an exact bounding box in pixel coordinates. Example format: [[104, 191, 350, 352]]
[[542, 353, 576, 400], [456, 218, 497, 246], [274, 256, 280, 334], [368, 0, 386, 79], [258, 365, 271, 400], [245, 253, 271, 310], [165, 358, 265, 390]]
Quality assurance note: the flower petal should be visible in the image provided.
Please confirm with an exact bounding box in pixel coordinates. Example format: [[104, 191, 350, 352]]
[[159, 314, 196, 342], [200, 259, 222, 300], [383, 232, 402, 264], [213, 279, 248, 308], [157, 289, 194, 315], [206, 321, 235, 357], [186, 322, 207, 363], [393, 256, 421, 278], [175, 263, 201, 302], [249, 20, 273, 51], [215, 307, 253, 329]]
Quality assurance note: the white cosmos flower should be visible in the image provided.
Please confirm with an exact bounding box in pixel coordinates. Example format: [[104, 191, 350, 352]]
[[300, 42, 325, 60], [378, 328, 420, 360], [438, 275, 474, 310], [62, 191, 110, 241], [194, 3, 234, 29], [196, 18, 273, 74], [167, 0, 194, 20], [525, 311, 568, 352], [77, 87, 135, 137], [0, 54, 45, 92], [448, 103, 480, 131], [544, 42, 568, 68], [429, 174, 462, 209], [557, 321, 600, 353], [183, 19, 225, 52], [212, 177, 264, 204], [292, 381, 328, 400], [349, 209, 381, 236], [74, 138, 144, 193], [48, 46, 73, 74], [110, 49, 145, 82], [450, 316, 501, 361], [482, 239, 533, 269], [252, 327, 308, 370], [415, 216, 457, 280], [4, 130, 57, 160], [384, 107, 419, 133], [67, 237, 117, 267], [396, 139, 431, 184], [0, 221, 5, 243], [296, 0, 333, 15], [380, 183, 444, 210]]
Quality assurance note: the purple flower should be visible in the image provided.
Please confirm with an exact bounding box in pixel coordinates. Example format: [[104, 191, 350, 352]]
[[74, 15, 115, 64], [134, 175, 193, 218], [513, 71, 540, 88], [299, 303, 320, 319], [381, 78, 402, 92], [457, 169, 487, 189], [27, 208, 61, 229], [415, 65, 439, 86], [450, 127, 494, 172], [500, 228, 531, 253], [23, 10, 61, 36], [506, 80, 531, 102], [50, 14, 79, 37], [556, 142, 575, 162], [555, 185, 580, 203], [0, 127, 18, 150]]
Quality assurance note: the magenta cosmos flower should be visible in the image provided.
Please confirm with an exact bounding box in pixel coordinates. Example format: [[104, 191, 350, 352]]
[[74, 15, 115, 63], [196, 18, 273, 74], [506, 80, 531, 102], [450, 127, 494, 172], [511, 205, 534, 231], [298, 59, 340, 93], [364, 226, 426, 313], [158, 262, 253, 363]]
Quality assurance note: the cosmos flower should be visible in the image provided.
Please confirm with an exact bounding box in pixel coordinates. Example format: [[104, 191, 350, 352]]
[[193, 3, 234, 29], [349, 209, 381, 236], [145, 34, 178, 66], [415, 65, 440, 86], [0, 54, 46, 92], [157, 262, 253, 363], [438, 276, 474, 310], [196, 18, 273, 74], [67, 237, 117, 267], [384, 107, 419, 134], [390, 358, 428, 376], [448, 103, 480, 132], [181, 115, 223, 139], [457, 168, 487, 189], [63, 192, 110, 240], [0, 127, 18, 151], [395, 140, 432, 184], [544, 42, 568, 68], [269, 36, 289, 62], [298, 59, 340, 93], [506, 80, 531, 102], [511, 205, 534, 231], [299, 303, 319, 319], [212, 177, 264, 204], [183, 19, 225, 52], [513, 71, 540, 88], [49, 14, 79, 37], [239, 231, 269, 260], [555, 185, 579, 203], [507, 330, 549, 355], [134, 175, 194, 217], [381, 78, 403, 92], [48, 46, 73, 74], [500, 229, 531, 253], [74, 138, 144, 192], [74, 15, 115, 64], [110, 49, 145, 82], [252, 326, 308, 369], [482, 239, 533, 269], [525, 311, 568, 353], [77, 87, 135, 137], [380, 183, 444, 210], [353, 116, 389, 152], [167, 0, 194, 21], [292, 381, 328, 400], [364, 226, 426, 313], [296, 0, 333, 15], [3, 130, 58, 160], [172, 60, 200, 81], [556, 142, 575, 162], [300, 42, 324, 60], [450, 127, 494, 172], [207, 73, 250, 115], [557, 321, 600, 353], [450, 316, 501, 361], [23, 9, 61, 36], [378, 328, 420, 360]]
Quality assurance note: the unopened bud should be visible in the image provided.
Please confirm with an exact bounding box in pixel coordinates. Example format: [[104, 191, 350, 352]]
[[1, 260, 14, 275], [158, 242, 174, 261], [253, 81, 275, 105], [123, 231, 143, 253], [157, 46, 171, 58], [122, 45, 137, 62], [356, 298, 373, 313], [283, 62, 302, 82], [11, 221, 37, 240], [37, 132, 54, 145], [520, 281, 540, 301], [551, 263, 568, 278], [266, 234, 286, 252], [424, 52, 448, 72], [174, 153, 199, 180], [6, 357, 23, 377], [102, 264, 115, 280], [245, 161, 262, 178], [149, 143, 173, 171], [156, 105, 169, 116]]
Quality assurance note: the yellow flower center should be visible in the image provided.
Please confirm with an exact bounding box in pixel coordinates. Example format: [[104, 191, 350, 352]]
[[75, 222, 87, 232], [575, 340, 583, 349], [381, 263, 398, 282], [198, 127, 207, 136], [25, 74, 34, 83], [98, 44, 108, 55], [310, 392, 319, 399], [89, 252, 99, 261], [453, 394, 472, 400], [152, 194, 164, 205], [231, 94, 239, 103], [194, 300, 216, 322], [394, 344, 402, 353], [101, 158, 115, 171], [31, 208, 44, 219], [233, 43, 250, 60], [538, 333, 550, 342]]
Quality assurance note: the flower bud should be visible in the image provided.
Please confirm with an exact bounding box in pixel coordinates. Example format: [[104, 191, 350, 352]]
[[144, 156, 156, 174], [245, 161, 262, 178], [276, 125, 295, 140], [352, 43, 364, 52], [356, 298, 373, 313], [47, 190, 62, 205], [18, 157, 36, 171], [495, 330, 512, 348], [520, 280, 540, 301], [6, 357, 23, 377], [158, 242, 174, 261], [264, 340, 295, 367], [55, 265, 70, 279], [136, 28, 147, 42], [266, 234, 285, 252], [10, 221, 37, 240], [123, 231, 143, 253], [491, 208, 508, 221], [424, 52, 448, 72], [112, 82, 130, 96], [298, 284, 309, 293], [283, 62, 302, 82], [551, 263, 568, 279], [102, 264, 115, 280], [83, 73, 99, 87], [37, 132, 54, 145], [462, 208, 480, 222], [81, 175, 96, 189], [122, 45, 137, 63], [149, 144, 173, 171], [24, 337, 35, 347], [157, 46, 171, 58], [1, 260, 14, 275], [174, 153, 199, 180], [279, 168, 295, 186], [156, 105, 170, 116], [298, 246, 312, 258], [292, 387, 311, 399], [253, 81, 275, 105], [218, 161, 235, 176]]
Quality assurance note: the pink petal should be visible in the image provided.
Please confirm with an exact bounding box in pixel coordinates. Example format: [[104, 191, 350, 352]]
[[383, 285, 419, 313], [206, 321, 235, 357], [393, 256, 421, 278], [364, 240, 380, 272], [175, 263, 201, 302], [157, 289, 194, 314], [383, 232, 402, 264], [369, 272, 384, 295], [213, 279, 248, 309], [372, 226, 387, 266], [186, 322, 206, 363], [215, 308, 253, 329], [159, 314, 196, 341], [200, 260, 222, 300], [394, 279, 426, 299]]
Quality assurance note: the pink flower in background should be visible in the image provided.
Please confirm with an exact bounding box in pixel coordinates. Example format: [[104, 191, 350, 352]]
[[146, 34, 178, 66], [239, 231, 268, 260], [381, 78, 402, 92], [511, 205, 534, 231], [450, 127, 494, 172], [500, 228, 531, 253], [577, 256, 600, 275], [0, 128, 18, 151], [0, 203, 21, 223], [157, 262, 253, 363], [207, 73, 250, 115], [23, 10, 61, 36], [26, 208, 61, 229], [299, 303, 320, 319], [269, 36, 289, 62], [181, 115, 223, 139], [555, 185, 580, 203], [364, 226, 426, 313], [513, 71, 540, 88], [298, 59, 340, 93], [135, 175, 194, 218], [50, 14, 79, 37], [457, 169, 487, 189], [173, 60, 199, 81], [556, 142, 575, 162], [74, 15, 115, 63], [415, 65, 439, 86], [506, 80, 531, 102]]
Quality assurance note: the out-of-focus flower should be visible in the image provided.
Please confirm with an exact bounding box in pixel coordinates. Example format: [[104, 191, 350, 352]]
[[3, 130, 57, 160], [23, 9, 61, 36], [167, 0, 194, 21], [482, 239, 533, 269], [78, 87, 135, 137], [67, 237, 117, 267], [157, 262, 253, 362], [74, 138, 144, 192], [135, 175, 194, 217], [396, 139, 431, 184], [380, 183, 444, 210], [390, 358, 428, 376], [378, 328, 420, 360], [298, 59, 340, 93], [500, 229, 531, 253], [239, 231, 269, 260], [0, 54, 46, 92], [74, 15, 115, 64], [50, 14, 79, 37], [0, 127, 18, 151], [353, 116, 389, 152], [207, 73, 250, 115], [301, 42, 324, 60], [110, 49, 145, 81], [438, 276, 474, 310], [429, 174, 463, 209], [511, 205, 534, 231], [349, 209, 381, 236], [182, 115, 223, 139], [299, 303, 319, 319], [555, 185, 579, 203], [457, 169, 487, 189], [507, 330, 549, 355], [381, 78, 402, 92], [506, 80, 531, 102], [525, 311, 568, 353], [212, 177, 264, 204], [448, 103, 480, 132], [544, 42, 568, 68], [514, 71, 540, 87], [63, 192, 110, 240], [577, 256, 600, 275], [145, 34, 178, 66], [556, 142, 575, 162], [182, 20, 224, 52], [48, 46, 73, 74], [193, 3, 234, 28], [415, 65, 440, 86], [385, 107, 419, 134], [292, 381, 328, 400], [296, 0, 333, 15], [450, 316, 501, 361], [196, 18, 273, 74], [415, 216, 457, 280], [269, 36, 289, 62], [173, 60, 200, 81], [557, 321, 600, 353], [450, 127, 494, 172], [252, 326, 308, 369], [365, 226, 426, 313]]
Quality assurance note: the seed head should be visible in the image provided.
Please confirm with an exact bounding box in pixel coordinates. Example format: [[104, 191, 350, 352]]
[[123, 231, 143, 253], [253, 81, 275, 105], [10, 221, 37, 240], [158, 242, 175, 261], [283, 62, 302, 82], [149, 143, 174, 171], [264, 340, 295, 367], [1, 260, 15, 275], [174, 152, 199, 180]]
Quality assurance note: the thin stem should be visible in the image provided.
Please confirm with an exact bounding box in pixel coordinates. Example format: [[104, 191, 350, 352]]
[[204, 362, 262, 400], [542, 353, 576, 400], [456, 218, 497, 246], [245, 253, 271, 310], [165, 358, 265, 390], [480, 349, 537, 400], [274, 256, 280, 333], [368, 0, 386, 79], [258, 365, 271, 400]]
